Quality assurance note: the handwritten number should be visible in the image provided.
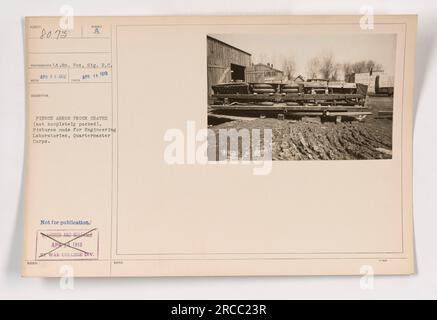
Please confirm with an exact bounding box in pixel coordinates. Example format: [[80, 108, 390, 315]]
[[40, 28, 67, 40]]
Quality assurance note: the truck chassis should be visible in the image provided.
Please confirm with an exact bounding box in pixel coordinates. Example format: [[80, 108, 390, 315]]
[[210, 94, 371, 123]]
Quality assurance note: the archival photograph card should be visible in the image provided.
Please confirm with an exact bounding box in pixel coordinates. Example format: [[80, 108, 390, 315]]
[[22, 15, 416, 277]]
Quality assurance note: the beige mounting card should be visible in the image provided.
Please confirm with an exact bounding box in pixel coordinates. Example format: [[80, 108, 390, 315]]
[[22, 15, 416, 277]]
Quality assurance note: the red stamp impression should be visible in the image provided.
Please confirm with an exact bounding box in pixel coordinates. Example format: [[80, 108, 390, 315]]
[[36, 228, 98, 261]]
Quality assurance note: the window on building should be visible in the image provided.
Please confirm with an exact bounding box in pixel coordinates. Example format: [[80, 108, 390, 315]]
[[231, 63, 245, 82]]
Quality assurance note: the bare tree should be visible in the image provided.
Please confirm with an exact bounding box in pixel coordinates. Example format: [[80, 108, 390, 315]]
[[281, 57, 296, 81], [350, 60, 383, 73], [331, 63, 342, 81], [343, 59, 384, 82], [306, 56, 320, 79], [342, 63, 354, 82], [351, 60, 367, 73], [319, 53, 339, 80], [306, 53, 340, 80], [365, 60, 383, 72]]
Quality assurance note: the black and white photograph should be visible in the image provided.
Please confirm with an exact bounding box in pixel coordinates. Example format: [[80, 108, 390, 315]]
[[207, 34, 396, 160]]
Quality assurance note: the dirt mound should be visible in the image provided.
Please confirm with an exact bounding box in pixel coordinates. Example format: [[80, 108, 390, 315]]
[[209, 118, 392, 160]]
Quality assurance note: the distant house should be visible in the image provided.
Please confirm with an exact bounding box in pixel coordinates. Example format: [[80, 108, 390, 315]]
[[246, 63, 284, 83], [351, 70, 386, 94]]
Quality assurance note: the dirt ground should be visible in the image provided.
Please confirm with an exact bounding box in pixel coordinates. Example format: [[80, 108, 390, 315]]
[[208, 97, 393, 160]]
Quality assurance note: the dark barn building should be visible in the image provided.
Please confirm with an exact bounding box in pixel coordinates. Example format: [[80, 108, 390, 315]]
[[207, 36, 252, 96]]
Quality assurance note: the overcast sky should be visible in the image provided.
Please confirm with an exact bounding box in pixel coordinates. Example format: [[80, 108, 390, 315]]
[[211, 34, 396, 79]]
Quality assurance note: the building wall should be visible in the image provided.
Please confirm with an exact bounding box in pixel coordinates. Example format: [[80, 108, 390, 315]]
[[246, 64, 284, 83], [353, 71, 385, 93], [207, 37, 251, 96]]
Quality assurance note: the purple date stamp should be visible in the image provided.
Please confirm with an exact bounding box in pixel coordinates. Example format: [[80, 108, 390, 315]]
[[36, 228, 98, 261]]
